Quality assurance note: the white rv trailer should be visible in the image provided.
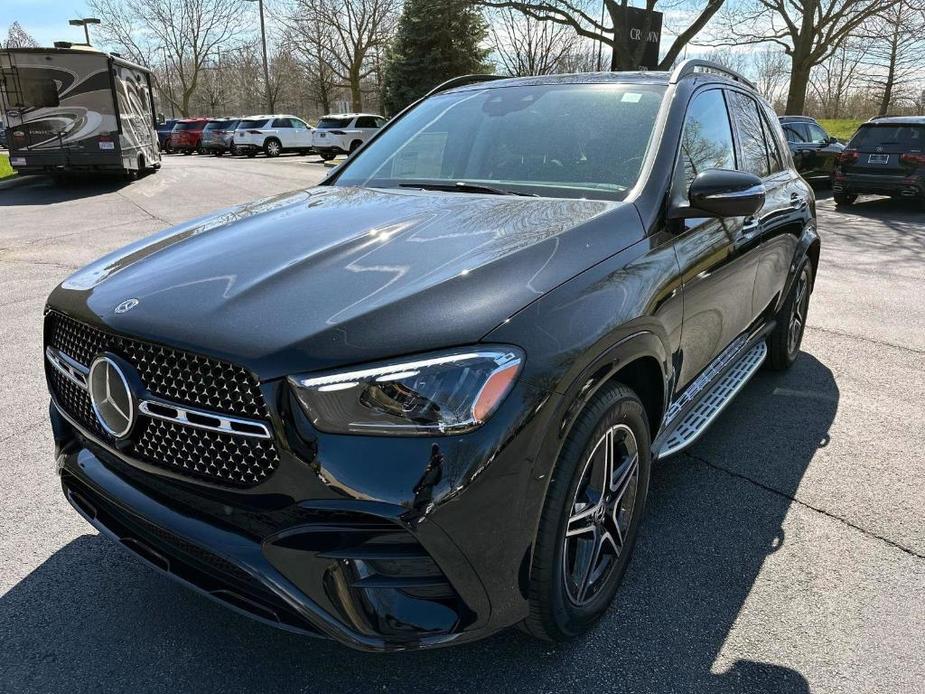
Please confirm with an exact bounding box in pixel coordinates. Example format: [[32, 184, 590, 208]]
[[0, 45, 160, 178]]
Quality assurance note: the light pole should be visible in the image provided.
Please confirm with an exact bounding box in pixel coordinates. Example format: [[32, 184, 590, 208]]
[[244, 0, 272, 113], [68, 18, 101, 46]]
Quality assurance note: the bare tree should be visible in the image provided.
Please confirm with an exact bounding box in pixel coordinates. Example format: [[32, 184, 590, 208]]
[[751, 49, 789, 108], [713, 0, 901, 114], [88, 0, 249, 116], [478, 1, 726, 71], [859, 0, 925, 115], [288, 0, 399, 112], [808, 38, 868, 118], [488, 6, 580, 75], [3, 22, 39, 48]]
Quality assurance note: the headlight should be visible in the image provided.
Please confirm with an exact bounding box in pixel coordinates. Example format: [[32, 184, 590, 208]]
[[288, 347, 523, 436]]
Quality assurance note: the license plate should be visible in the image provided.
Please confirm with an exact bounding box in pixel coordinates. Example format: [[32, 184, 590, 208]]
[[11, 156, 26, 166], [99, 141, 115, 150], [868, 153, 889, 164]]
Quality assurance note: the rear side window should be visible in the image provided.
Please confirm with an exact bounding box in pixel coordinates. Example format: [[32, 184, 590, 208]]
[[174, 122, 201, 131], [355, 116, 378, 128], [317, 117, 353, 129], [681, 89, 736, 186], [238, 119, 270, 129], [783, 124, 807, 143], [727, 91, 770, 178], [272, 118, 293, 128]]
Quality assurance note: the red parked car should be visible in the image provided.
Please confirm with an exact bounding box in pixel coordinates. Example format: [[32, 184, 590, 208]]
[[168, 118, 211, 154]]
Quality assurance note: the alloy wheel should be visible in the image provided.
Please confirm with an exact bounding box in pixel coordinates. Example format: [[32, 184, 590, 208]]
[[788, 269, 809, 355], [267, 140, 281, 157], [562, 424, 640, 606]]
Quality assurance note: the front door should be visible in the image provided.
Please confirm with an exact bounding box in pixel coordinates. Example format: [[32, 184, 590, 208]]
[[671, 88, 761, 392]]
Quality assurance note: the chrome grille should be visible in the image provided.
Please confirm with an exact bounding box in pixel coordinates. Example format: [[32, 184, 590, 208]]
[[44, 311, 279, 487]]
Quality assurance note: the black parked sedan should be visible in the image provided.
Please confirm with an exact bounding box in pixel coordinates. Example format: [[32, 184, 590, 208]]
[[44, 61, 818, 651], [780, 115, 845, 181]]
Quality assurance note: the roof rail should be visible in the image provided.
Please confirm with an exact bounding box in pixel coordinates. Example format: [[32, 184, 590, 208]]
[[424, 74, 506, 98], [669, 59, 757, 91], [868, 114, 901, 121]]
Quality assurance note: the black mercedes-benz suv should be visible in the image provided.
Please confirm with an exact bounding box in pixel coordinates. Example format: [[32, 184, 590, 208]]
[[44, 61, 819, 652], [833, 115, 925, 206]]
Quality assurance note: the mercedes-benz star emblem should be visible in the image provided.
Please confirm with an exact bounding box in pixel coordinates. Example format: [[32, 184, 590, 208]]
[[88, 356, 136, 438], [114, 298, 139, 314]]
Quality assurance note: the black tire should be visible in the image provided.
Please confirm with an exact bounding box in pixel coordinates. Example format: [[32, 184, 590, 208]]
[[765, 258, 813, 371], [523, 382, 651, 642], [247, 152, 257, 158], [195, 141, 204, 155], [264, 138, 282, 157], [320, 152, 337, 161], [349, 139, 362, 154], [834, 192, 856, 206], [183, 150, 192, 156]]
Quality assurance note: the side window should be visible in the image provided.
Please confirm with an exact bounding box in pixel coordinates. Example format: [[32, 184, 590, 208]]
[[355, 116, 378, 128], [806, 123, 829, 144], [727, 91, 770, 178], [273, 118, 293, 128], [760, 111, 785, 174], [783, 125, 805, 143], [680, 89, 736, 190], [375, 117, 387, 128], [292, 119, 308, 130]]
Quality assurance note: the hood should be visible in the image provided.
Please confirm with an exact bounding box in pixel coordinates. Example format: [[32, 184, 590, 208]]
[[50, 186, 644, 379]]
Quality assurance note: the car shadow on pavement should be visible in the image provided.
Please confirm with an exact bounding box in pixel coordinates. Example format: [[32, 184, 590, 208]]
[[0, 354, 838, 693], [0, 175, 133, 205]]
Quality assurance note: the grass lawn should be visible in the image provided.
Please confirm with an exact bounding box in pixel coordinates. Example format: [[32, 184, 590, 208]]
[[0, 152, 16, 181], [817, 118, 865, 142]]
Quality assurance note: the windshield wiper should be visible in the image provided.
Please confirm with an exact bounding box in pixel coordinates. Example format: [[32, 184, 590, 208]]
[[397, 181, 538, 197]]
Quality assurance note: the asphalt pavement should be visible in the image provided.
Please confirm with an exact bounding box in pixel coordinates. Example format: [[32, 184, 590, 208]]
[[1, 154, 922, 693]]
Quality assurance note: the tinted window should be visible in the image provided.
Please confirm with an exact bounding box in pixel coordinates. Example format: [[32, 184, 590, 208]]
[[272, 118, 293, 128], [806, 123, 829, 144], [681, 89, 736, 187], [317, 117, 353, 129], [850, 124, 925, 149], [238, 119, 270, 129], [335, 83, 666, 201], [761, 114, 784, 174], [355, 116, 378, 128], [16, 75, 59, 108], [783, 124, 807, 143], [204, 119, 235, 130], [173, 122, 202, 131], [727, 91, 770, 178]]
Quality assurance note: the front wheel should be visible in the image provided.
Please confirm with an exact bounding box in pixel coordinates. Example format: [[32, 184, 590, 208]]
[[766, 258, 813, 370], [523, 383, 650, 642], [320, 152, 337, 161]]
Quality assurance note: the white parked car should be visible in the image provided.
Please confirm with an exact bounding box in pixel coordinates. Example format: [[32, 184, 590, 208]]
[[233, 115, 314, 157], [312, 113, 387, 160]]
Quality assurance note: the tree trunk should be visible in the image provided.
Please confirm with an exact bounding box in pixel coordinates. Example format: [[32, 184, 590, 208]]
[[879, 15, 901, 116], [785, 59, 812, 115], [349, 63, 363, 111]]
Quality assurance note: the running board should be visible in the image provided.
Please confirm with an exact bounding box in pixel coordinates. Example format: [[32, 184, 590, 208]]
[[657, 341, 767, 458]]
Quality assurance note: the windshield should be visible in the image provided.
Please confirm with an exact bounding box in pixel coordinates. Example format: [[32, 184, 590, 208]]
[[851, 124, 925, 150], [317, 117, 353, 129], [334, 83, 666, 200], [238, 119, 269, 130]]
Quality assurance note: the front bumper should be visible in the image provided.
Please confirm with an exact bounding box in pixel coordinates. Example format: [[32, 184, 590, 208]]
[[834, 173, 924, 198], [50, 367, 554, 650]]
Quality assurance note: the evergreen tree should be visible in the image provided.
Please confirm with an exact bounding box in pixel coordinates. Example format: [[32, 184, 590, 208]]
[[382, 0, 491, 115]]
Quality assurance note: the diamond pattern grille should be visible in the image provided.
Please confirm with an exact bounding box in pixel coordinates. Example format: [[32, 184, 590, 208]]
[[44, 311, 279, 487]]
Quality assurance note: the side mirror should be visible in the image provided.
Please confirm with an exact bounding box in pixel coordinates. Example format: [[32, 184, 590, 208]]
[[827, 136, 839, 145], [672, 169, 765, 219]]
